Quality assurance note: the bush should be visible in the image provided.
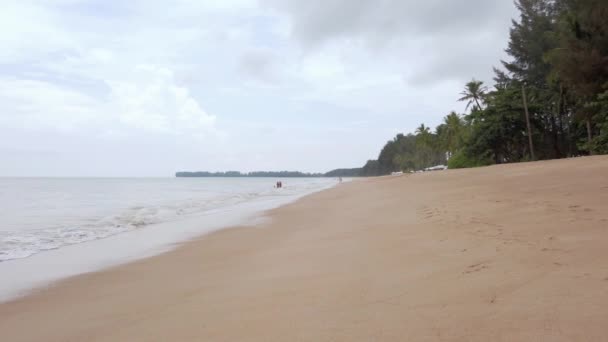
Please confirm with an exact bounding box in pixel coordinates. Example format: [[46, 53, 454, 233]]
[[447, 151, 491, 169]]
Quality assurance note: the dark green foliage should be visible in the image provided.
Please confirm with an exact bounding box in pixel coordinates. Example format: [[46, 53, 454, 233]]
[[374, 132, 446, 175], [585, 88, 608, 153], [549, 0, 608, 153], [458, 80, 488, 111], [503, 0, 558, 86], [324, 168, 362, 177], [360, 160, 380, 177], [466, 84, 531, 163], [447, 151, 491, 169], [439, 112, 466, 157]]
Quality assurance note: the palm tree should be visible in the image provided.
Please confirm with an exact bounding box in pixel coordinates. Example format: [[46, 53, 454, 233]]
[[415, 123, 431, 135], [415, 124, 434, 168], [441, 112, 464, 158], [459, 79, 487, 112]]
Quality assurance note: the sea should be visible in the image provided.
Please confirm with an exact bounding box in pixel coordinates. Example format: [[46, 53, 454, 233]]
[[0, 177, 338, 302]]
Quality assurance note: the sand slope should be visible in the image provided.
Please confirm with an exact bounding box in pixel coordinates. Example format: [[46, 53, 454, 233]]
[[1, 156, 608, 341]]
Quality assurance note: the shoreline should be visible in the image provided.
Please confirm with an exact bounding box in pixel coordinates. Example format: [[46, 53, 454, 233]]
[[1, 156, 608, 341], [0, 179, 338, 303]]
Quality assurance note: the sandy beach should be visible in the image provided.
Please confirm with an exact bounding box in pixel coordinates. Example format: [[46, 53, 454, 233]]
[[1, 156, 608, 341]]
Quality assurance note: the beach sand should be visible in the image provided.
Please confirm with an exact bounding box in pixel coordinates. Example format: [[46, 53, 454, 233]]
[[1, 156, 608, 341]]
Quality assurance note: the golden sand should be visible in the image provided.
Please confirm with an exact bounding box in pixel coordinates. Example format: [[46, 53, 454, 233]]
[[1, 156, 608, 341]]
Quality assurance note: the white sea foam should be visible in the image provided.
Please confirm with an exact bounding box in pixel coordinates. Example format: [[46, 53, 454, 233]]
[[0, 177, 339, 301]]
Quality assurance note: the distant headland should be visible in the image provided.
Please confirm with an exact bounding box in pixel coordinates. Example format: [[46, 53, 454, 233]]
[[175, 169, 362, 178]]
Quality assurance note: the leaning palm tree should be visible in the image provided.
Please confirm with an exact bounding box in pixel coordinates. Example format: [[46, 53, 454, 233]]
[[459, 79, 487, 112]]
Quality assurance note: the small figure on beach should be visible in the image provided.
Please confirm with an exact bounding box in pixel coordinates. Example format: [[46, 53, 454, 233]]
[[276, 181, 283, 188]]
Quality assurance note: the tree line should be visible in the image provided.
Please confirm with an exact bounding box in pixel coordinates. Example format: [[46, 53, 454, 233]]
[[361, 0, 608, 176], [175, 169, 363, 178], [176, 171, 324, 178]]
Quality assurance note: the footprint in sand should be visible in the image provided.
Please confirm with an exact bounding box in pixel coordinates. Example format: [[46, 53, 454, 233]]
[[568, 205, 593, 213], [420, 206, 441, 220], [463, 262, 489, 274]]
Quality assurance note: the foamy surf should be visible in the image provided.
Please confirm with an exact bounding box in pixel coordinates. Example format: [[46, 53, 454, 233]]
[[0, 177, 340, 302]]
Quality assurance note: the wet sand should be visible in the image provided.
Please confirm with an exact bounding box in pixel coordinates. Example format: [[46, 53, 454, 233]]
[[1, 156, 608, 341]]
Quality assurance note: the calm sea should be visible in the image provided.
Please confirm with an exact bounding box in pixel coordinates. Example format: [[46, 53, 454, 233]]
[[0, 177, 335, 262], [0, 177, 337, 301]]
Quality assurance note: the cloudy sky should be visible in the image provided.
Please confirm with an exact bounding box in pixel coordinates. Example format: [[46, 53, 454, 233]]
[[1, 0, 518, 177]]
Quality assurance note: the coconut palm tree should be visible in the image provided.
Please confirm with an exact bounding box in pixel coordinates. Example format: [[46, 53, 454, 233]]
[[441, 111, 464, 158], [415, 124, 434, 168], [415, 123, 431, 135], [459, 79, 487, 112]]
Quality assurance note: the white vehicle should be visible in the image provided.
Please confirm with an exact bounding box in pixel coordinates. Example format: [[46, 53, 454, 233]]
[[424, 165, 448, 172]]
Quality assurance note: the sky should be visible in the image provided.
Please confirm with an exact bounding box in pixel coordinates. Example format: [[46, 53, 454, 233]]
[[0, 0, 519, 177]]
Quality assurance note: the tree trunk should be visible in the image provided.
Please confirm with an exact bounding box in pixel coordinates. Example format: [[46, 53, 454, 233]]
[[474, 98, 482, 111], [551, 106, 561, 158], [586, 118, 594, 155], [557, 84, 565, 157], [521, 84, 535, 160]]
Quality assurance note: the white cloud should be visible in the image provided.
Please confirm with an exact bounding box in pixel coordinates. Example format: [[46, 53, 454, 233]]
[[0, 0, 219, 141], [0, 2, 74, 62], [0, 64, 217, 138], [300, 51, 346, 82], [107, 65, 216, 135], [0, 78, 101, 131], [172, 0, 257, 12]]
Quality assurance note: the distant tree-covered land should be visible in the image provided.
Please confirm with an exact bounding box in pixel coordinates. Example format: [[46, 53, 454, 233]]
[[358, 0, 608, 176], [176, 171, 326, 178], [324, 168, 363, 177], [177, 168, 363, 178]]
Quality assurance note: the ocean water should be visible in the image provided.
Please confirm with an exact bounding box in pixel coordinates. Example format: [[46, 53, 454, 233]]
[[0, 177, 337, 301]]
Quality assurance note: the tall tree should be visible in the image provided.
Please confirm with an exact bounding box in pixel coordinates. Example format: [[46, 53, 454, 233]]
[[549, 0, 608, 153], [439, 112, 465, 158], [467, 84, 530, 163], [501, 0, 570, 158], [458, 80, 487, 112], [503, 0, 558, 85]]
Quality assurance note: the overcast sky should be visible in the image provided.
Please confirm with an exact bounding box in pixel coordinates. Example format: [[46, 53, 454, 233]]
[[0, 0, 518, 177]]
